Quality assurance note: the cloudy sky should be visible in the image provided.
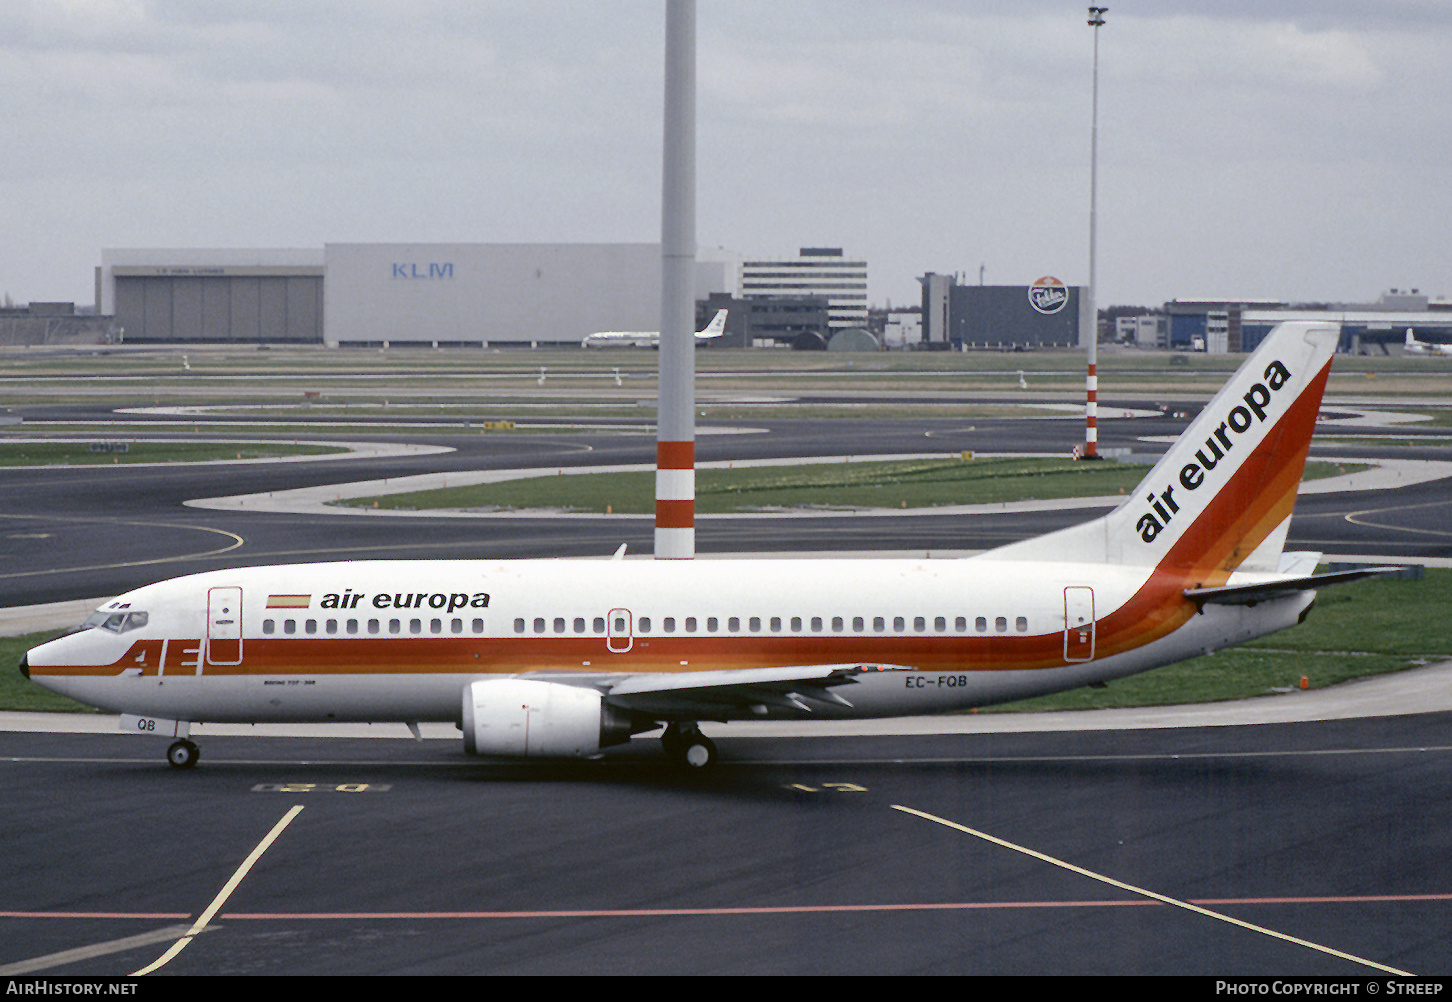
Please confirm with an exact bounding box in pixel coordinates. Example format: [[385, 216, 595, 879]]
[[3, 1, 1450, 311]]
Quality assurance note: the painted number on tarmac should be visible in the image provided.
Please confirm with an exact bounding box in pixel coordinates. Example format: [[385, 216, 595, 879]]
[[252, 783, 392, 793], [785, 782, 868, 793]]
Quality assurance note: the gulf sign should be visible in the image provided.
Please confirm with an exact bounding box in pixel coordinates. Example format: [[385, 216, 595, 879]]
[[1028, 276, 1068, 315]]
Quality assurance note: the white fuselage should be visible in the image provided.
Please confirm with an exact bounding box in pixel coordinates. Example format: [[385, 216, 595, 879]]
[[25, 556, 1311, 726]]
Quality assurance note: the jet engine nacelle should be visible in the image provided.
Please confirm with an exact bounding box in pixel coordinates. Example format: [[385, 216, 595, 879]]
[[461, 678, 633, 758]]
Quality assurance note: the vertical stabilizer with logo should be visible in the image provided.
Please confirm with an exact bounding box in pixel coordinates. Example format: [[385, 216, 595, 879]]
[[987, 322, 1339, 586]]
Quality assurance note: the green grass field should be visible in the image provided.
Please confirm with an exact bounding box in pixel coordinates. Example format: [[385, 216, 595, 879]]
[[992, 570, 1451, 711], [343, 457, 1365, 514]]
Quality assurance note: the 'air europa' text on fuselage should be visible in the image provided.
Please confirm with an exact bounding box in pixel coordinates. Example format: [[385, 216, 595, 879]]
[[314, 590, 492, 611], [1137, 359, 1293, 544]]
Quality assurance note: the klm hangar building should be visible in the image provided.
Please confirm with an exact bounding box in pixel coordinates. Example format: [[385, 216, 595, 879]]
[[98, 245, 734, 347]]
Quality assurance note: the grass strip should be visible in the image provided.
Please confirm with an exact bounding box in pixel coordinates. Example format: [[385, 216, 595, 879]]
[[989, 569, 1451, 711], [344, 458, 1363, 514]]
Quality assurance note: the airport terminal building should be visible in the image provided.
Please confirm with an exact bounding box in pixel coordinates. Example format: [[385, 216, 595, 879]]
[[1164, 293, 1452, 353], [98, 244, 735, 347]]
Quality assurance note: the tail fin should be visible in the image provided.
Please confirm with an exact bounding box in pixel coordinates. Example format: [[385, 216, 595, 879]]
[[696, 309, 728, 339], [989, 322, 1339, 584]]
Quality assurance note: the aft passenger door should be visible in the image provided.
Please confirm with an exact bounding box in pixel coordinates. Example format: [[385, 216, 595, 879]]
[[207, 586, 243, 666], [1063, 586, 1095, 663]]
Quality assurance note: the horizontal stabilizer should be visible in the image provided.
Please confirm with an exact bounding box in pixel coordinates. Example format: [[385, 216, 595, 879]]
[[1183, 566, 1407, 607]]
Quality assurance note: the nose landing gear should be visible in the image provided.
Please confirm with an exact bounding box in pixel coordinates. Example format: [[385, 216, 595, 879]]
[[167, 739, 200, 770]]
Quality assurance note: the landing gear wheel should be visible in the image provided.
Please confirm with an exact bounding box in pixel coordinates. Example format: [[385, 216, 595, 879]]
[[661, 723, 716, 771], [167, 739, 200, 770], [680, 735, 716, 770]]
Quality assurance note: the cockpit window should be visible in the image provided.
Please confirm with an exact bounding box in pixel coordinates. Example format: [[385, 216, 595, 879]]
[[82, 610, 149, 633]]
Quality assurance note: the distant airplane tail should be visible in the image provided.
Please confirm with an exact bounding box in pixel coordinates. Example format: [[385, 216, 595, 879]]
[[989, 322, 1340, 585], [696, 309, 728, 340]]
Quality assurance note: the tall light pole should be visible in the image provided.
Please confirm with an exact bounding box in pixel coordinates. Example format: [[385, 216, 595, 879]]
[[1083, 6, 1106, 460]]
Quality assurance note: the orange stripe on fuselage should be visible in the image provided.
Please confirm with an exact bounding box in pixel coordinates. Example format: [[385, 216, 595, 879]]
[[34, 630, 1082, 678]]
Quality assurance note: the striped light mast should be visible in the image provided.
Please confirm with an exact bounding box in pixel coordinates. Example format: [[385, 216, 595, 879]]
[[656, 0, 697, 558], [1083, 6, 1107, 460]]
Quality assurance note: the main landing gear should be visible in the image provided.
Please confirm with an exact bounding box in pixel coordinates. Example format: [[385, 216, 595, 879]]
[[660, 722, 716, 770], [167, 739, 200, 770]]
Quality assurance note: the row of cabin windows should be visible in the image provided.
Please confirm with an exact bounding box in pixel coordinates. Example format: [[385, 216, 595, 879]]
[[513, 615, 1031, 635], [261, 614, 1035, 638], [262, 618, 486, 636]]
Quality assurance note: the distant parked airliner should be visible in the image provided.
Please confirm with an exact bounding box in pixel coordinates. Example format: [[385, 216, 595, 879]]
[[581, 309, 728, 349]]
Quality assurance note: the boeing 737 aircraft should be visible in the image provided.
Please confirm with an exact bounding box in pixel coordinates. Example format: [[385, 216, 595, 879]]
[[1404, 329, 1452, 356], [22, 322, 1394, 771], [581, 308, 727, 349]]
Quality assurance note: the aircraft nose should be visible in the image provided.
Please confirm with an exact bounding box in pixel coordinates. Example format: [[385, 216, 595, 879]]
[[18, 654, 29, 679]]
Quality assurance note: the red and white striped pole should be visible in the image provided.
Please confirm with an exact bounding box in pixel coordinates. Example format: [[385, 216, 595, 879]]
[[656, 0, 697, 557]]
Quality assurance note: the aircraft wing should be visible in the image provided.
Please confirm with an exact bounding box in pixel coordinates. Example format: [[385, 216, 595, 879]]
[[600, 662, 910, 717]]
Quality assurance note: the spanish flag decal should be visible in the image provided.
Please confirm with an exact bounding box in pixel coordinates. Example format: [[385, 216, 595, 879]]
[[266, 595, 311, 609]]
